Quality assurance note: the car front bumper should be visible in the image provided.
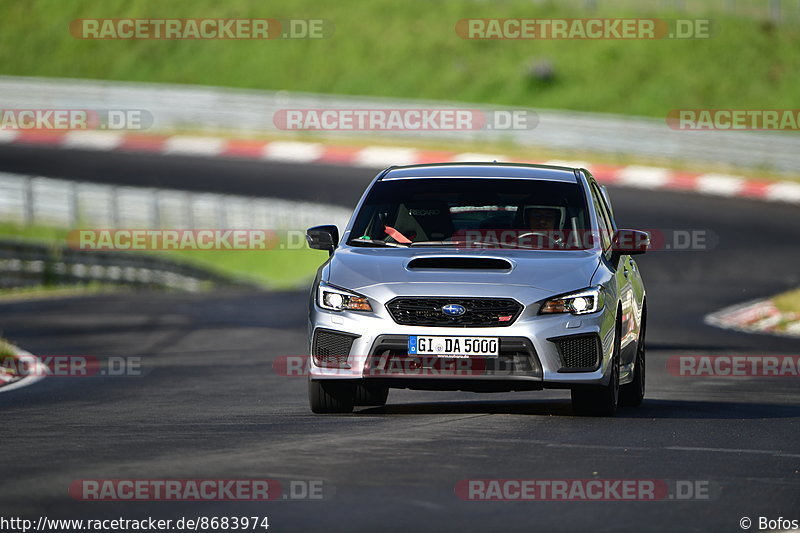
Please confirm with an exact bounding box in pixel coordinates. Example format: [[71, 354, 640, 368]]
[[308, 303, 615, 389]]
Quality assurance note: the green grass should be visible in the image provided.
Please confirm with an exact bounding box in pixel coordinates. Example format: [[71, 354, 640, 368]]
[[773, 287, 800, 315], [0, 223, 68, 243], [0, 0, 798, 117], [0, 222, 329, 289], [0, 338, 19, 379], [0, 282, 127, 300], [0, 338, 15, 359], [771, 287, 800, 334], [165, 246, 328, 288]]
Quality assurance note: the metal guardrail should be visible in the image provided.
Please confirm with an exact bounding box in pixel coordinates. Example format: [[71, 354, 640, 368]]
[[1, 76, 798, 174], [0, 172, 352, 231], [0, 171, 352, 290], [0, 238, 235, 291]]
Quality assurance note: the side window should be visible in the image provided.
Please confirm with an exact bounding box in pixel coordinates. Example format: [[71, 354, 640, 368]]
[[593, 184, 616, 231], [589, 184, 612, 251]]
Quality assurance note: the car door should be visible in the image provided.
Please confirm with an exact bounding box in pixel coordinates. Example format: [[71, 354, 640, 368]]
[[590, 180, 637, 365]]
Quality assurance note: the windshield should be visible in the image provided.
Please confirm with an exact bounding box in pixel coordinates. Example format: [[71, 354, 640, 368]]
[[348, 178, 592, 249]]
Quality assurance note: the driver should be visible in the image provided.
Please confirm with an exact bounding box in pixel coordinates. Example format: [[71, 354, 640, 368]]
[[519, 207, 562, 249], [526, 207, 559, 231]]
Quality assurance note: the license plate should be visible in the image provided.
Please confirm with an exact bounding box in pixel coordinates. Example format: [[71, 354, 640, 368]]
[[408, 336, 499, 357]]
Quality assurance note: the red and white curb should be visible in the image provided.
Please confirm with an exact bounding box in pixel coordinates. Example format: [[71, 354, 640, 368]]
[[2, 130, 800, 205], [0, 344, 48, 393], [705, 298, 800, 338]]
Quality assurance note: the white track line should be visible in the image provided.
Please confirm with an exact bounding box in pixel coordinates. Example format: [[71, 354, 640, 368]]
[[665, 446, 800, 458]]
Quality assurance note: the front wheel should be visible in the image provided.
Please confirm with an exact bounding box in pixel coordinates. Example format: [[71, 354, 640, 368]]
[[571, 321, 620, 417], [354, 382, 389, 407], [309, 380, 355, 414], [620, 312, 646, 407]]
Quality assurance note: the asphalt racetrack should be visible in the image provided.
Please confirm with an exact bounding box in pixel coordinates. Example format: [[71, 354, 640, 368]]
[[0, 145, 798, 532]]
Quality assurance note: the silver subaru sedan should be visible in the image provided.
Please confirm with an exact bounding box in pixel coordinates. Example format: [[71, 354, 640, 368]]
[[306, 163, 649, 416]]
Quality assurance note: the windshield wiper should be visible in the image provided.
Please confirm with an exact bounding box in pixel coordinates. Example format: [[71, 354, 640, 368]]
[[348, 238, 409, 248], [408, 239, 572, 250], [408, 240, 459, 247], [409, 240, 533, 248], [408, 240, 517, 248]]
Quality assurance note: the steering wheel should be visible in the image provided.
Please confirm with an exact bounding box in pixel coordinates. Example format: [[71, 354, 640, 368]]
[[509, 231, 562, 248]]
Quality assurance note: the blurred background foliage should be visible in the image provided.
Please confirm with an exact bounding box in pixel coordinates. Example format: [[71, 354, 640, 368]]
[[0, 0, 797, 117]]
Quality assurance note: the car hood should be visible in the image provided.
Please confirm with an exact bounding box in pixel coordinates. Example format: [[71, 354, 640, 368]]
[[325, 246, 601, 302]]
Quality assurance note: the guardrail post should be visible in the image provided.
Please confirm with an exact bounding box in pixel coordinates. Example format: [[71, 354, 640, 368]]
[[186, 192, 194, 229], [152, 189, 161, 229], [70, 181, 80, 227], [23, 175, 34, 226], [217, 197, 227, 229], [248, 197, 256, 230], [110, 186, 120, 228]]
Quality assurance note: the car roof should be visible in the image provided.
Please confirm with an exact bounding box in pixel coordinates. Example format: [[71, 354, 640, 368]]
[[379, 162, 580, 183]]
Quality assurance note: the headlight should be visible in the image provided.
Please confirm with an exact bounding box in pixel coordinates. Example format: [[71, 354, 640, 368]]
[[539, 286, 603, 315], [317, 282, 373, 312]]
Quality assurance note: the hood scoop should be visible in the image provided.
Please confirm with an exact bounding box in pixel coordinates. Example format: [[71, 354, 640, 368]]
[[407, 257, 513, 271]]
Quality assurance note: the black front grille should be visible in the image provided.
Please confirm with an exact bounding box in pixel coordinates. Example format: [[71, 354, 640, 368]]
[[553, 334, 601, 372], [386, 297, 523, 327], [312, 329, 358, 368]]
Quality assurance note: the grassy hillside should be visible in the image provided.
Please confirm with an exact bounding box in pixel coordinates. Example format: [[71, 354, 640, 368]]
[[0, 0, 797, 117], [0, 223, 328, 289]]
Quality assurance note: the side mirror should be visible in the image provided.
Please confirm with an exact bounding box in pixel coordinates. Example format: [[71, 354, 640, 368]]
[[612, 229, 650, 257], [306, 225, 339, 255]]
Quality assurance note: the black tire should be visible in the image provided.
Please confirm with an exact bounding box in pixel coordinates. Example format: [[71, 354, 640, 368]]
[[620, 310, 646, 407], [571, 318, 621, 417], [308, 380, 355, 414], [354, 382, 389, 407]]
